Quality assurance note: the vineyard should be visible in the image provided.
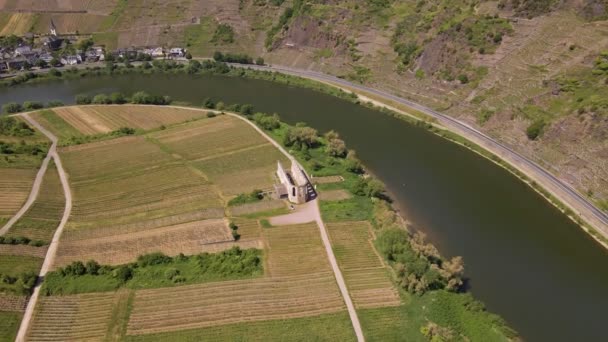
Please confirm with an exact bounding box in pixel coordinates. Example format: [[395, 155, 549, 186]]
[[124, 312, 356, 341], [27, 291, 123, 341], [60, 135, 223, 231], [54, 219, 236, 266], [6, 162, 64, 243], [264, 223, 332, 277], [126, 272, 345, 335], [150, 115, 268, 161], [51, 106, 206, 135], [0, 311, 22, 342], [327, 221, 401, 309], [0, 168, 37, 218]]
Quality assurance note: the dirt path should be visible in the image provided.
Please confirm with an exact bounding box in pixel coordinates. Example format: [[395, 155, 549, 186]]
[[0, 133, 54, 236], [226, 112, 365, 341], [15, 113, 73, 342]]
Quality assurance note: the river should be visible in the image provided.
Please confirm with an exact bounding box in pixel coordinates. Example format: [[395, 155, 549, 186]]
[[2, 73, 607, 341]]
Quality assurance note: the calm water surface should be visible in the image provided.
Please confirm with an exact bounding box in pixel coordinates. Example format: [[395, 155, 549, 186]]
[[2, 74, 608, 341]]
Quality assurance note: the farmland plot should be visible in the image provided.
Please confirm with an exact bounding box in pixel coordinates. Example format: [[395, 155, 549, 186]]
[[194, 144, 289, 196], [7, 162, 64, 243], [0, 168, 37, 218], [51, 106, 206, 135], [27, 292, 122, 341], [264, 222, 332, 277], [327, 221, 401, 309], [54, 219, 237, 266], [151, 114, 268, 161], [0, 311, 22, 342], [127, 272, 345, 335], [60, 136, 223, 230], [125, 312, 356, 341]]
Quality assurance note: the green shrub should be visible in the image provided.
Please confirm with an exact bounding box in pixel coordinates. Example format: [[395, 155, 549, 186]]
[[2, 102, 23, 113], [526, 120, 546, 140]]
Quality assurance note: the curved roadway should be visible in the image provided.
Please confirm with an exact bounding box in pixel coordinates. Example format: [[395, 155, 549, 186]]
[[233, 63, 608, 242]]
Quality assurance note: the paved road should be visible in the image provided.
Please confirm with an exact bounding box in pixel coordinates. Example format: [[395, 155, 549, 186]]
[[233, 63, 608, 243], [15, 113, 73, 342], [228, 111, 365, 341]]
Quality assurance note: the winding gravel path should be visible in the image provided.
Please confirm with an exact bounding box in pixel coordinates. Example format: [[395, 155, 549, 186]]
[[0, 132, 54, 236], [226, 112, 365, 341], [15, 113, 73, 342]]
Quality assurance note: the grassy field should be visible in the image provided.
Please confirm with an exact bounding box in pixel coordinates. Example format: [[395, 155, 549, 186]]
[[0, 254, 42, 296], [125, 312, 356, 341], [0, 311, 22, 342], [6, 161, 64, 243]]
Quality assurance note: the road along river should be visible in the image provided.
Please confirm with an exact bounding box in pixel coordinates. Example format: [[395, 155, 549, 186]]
[[1, 73, 608, 341]]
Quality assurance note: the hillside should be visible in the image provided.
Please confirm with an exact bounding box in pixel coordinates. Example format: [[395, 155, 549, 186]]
[[0, 0, 607, 209]]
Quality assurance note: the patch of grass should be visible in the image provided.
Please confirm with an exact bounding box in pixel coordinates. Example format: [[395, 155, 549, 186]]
[[0, 311, 22, 342], [211, 23, 235, 44], [0, 255, 42, 295], [42, 247, 263, 295], [260, 218, 272, 228], [183, 17, 216, 56], [320, 196, 374, 222], [124, 311, 356, 341], [33, 110, 83, 142], [91, 32, 119, 50], [99, 0, 128, 31]]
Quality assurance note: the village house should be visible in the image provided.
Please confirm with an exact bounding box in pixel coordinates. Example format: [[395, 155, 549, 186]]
[[43, 19, 63, 51], [168, 47, 185, 58], [60, 55, 80, 65], [275, 159, 315, 204]]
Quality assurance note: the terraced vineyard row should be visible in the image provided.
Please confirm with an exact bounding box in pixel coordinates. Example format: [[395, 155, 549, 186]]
[[54, 219, 235, 266], [0, 244, 48, 258], [0, 295, 28, 312], [127, 272, 345, 336], [0, 168, 37, 217], [327, 221, 401, 309], [264, 223, 332, 277], [151, 115, 269, 161], [52, 106, 206, 135], [193, 143, 288, 196], [7, 162, 64, 242], [59, 136, 223, 231], [27, 292, 118, 341]]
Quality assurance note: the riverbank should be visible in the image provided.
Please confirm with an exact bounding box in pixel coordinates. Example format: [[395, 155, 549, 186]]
[[229, 64, 608, 250], [2, 62, 607, 248]]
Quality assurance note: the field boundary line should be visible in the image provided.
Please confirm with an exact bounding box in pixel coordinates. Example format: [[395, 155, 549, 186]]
[[15, 113, 73, 342]]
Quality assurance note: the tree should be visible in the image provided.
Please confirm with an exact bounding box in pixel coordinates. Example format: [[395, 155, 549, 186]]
[[2, 102, 22, 114], [327, 138, 347, 158], [240, 104, 254, 116], [185, 52, 192, 60], [75, 94, 92, 105], [110, 92, 127, 104], [78, 38, 94, 51], [526, 120, 545, 140], [255, 57, 265, 65], [284, 125, 319, 149], [49, 58, 61, 67], [23, 101, 43, 110], [85, 260, 100, 275], [92, 94, 111, 104], [35, 59, 47, 69], [253, 112, 280, 130], [203, 98, 216, 109]]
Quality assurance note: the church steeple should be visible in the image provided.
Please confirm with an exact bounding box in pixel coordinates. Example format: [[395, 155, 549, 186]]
[[50, 18, 57, 36]]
